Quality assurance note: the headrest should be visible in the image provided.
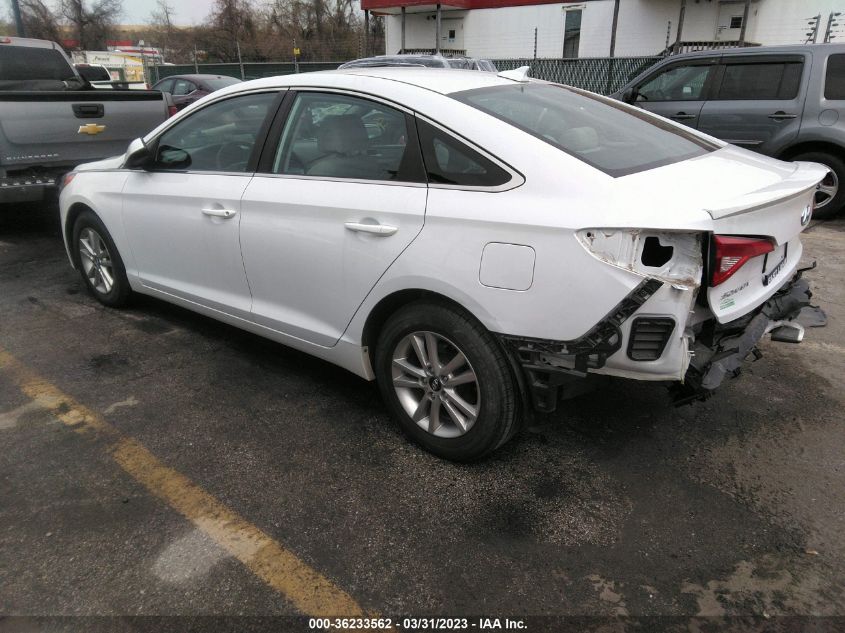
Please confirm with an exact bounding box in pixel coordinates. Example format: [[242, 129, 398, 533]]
[[561, 126, 599, 153], [317, 115, 368, 155]]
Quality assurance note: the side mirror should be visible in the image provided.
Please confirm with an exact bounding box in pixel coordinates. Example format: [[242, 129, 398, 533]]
[[621, 87, 635, 104], [124, 138, 152, 169], [156, 145, 192, 170]]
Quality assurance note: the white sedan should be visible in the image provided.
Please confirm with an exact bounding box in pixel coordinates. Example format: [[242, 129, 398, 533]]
[[59, 67, 826, 460]]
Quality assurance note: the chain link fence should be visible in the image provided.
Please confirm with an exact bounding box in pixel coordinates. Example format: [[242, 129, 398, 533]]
[[151, 56, 662, 95], [491, 57, 662, 94]]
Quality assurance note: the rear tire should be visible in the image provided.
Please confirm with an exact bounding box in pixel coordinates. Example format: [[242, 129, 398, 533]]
[[374, 301, 521, 461], [791, 151, 845, 219], [72, 210, 132, 308]]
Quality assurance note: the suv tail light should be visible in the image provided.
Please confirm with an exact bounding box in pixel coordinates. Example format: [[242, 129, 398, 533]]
[[711, 235, 774, 287], [167, 104, 178, 118]]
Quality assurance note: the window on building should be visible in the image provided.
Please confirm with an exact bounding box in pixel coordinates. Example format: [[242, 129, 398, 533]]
[[563, 9, 581, 59], [729, 16, 743, 29], [825, 54, 845, 99], [448, 29, 456, 42], [714, 61, 803, 100]]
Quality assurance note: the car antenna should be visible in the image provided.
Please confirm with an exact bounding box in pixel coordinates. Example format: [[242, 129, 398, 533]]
[[497, 66, 531, 82]]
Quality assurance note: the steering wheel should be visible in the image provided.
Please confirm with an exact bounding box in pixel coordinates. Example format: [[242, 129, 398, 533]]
[[215, 142, 253, 172]]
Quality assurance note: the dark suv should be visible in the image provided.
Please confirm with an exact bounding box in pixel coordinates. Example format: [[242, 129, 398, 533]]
[[612, 44, 845, 218]]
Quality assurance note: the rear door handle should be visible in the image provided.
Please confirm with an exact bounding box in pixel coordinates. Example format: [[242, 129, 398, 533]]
[[344, 221, 398, 236], [202, 207, 237, 219], [670, 112, 697, 120], [768, 111, 797, 120]]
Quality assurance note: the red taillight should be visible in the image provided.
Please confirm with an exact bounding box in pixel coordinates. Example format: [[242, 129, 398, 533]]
[[711, 235, 774, 287], [167, 105, 178, 118]]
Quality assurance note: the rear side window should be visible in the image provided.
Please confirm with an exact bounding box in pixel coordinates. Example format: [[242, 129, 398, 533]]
[[825, 54, 845, 99], [453, 83, 716, 177], [415, 119, 511, 187], [714, 61, 803, 100]]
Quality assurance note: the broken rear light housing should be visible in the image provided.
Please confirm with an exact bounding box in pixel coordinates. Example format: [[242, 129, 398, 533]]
[[710, 235, 775, 287]]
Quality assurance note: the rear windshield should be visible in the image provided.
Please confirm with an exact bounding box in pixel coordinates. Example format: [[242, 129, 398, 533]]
[[452, 83, 718, 177], [205, 77, 241, 90], [77, 65, 111, 82], [0, 45, 73, 81]]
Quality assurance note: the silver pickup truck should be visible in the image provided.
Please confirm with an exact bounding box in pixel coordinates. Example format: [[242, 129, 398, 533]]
[[0, 36, 174, 204]]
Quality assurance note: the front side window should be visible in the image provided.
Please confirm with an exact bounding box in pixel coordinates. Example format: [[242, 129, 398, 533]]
[[825, 54, 845, 99], [154, 92, 276, 172], [714, 61, 803, 100], [637, 64, 713, 102], [453, 83, 717, 177], [272, 92, 422, 182]]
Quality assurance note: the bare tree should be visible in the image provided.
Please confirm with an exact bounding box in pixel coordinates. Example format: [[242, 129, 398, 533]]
[[60, 0, 123, 49], [148, 0, 178, 59], [19, 0, 63, 43]]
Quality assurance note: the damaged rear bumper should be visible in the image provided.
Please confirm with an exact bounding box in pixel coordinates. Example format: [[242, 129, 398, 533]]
[[674, 269, 813, 404]]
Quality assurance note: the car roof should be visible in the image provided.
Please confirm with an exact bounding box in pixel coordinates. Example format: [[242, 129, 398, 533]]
[[226, 67, 516, 96], [157, 74, 240, 83], [666, 42, 845, 60]]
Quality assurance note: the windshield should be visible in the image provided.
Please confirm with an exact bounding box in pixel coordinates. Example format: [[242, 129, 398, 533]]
[[452, 83, 718, 177], [205, 77, 241, 90]]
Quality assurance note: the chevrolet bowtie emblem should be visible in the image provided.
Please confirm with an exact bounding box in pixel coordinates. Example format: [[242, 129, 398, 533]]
[[78, 123, 106, 135]]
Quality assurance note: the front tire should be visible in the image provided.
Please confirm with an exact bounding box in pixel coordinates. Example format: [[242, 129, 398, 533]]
[[791, 151, 845, 219], [72, 210, 132, 307], [375, 301, 521, 461]]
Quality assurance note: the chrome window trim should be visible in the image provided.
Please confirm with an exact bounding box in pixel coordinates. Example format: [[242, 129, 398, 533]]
[[249, 172, 427, 188]]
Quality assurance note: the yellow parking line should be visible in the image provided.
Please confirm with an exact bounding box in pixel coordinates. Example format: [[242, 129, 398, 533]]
[[0, 347, 365, 617]]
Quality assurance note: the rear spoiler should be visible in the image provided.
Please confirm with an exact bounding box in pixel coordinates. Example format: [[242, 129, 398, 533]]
[[703, 161, 828, 221]]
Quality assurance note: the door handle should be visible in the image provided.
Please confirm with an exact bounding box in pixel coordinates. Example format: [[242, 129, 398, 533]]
[[768, 111, 797, 120], [202, 207, 237, 218], [344, 221, 398, 236], [670, 112, 697, 120]]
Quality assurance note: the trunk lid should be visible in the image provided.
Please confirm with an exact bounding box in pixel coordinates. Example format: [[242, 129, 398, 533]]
[[612, 146, 827, 323]]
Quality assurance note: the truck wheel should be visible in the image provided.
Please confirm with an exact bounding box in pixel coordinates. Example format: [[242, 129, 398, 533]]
[[374, 301, 521, 461], [72, 210, 131, 308], [792, 151, 845, 219]]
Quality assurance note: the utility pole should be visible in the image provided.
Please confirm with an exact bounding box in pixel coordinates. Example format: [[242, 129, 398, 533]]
[[533, 27, 537, 60], [10, 0, 25, 37], [435, 4, 441, 54], [193, 45, 199, 73], [364, 10, 370, 57], [825, 12, 842, 43], [674, 0, 687, 54], [609, 0, 620, 57], [806, 14, 821, 44], [739, 0, 751, 43], [236, 40, 245, 80], [401, 7, 406, 54]]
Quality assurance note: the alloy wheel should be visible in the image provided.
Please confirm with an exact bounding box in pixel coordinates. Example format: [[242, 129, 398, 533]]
[[78, 227, 115, 295], [815, 169, 839, 209], [391, 331, 480, 438]]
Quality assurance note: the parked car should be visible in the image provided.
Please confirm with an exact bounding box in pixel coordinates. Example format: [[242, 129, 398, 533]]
[[0, 36, 176, 204], [59, 68, 824, 460], [612, 43, 845, 218], [339, 54, 496, 71], [152, 74, 241, 110]]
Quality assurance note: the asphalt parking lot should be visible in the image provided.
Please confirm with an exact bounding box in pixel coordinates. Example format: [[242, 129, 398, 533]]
[[1, 202, 844, 631]]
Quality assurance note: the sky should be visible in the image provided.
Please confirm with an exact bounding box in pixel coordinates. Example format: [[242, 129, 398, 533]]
[[116, 0, 216, 26]]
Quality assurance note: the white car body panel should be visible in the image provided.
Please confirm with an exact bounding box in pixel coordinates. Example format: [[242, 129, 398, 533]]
[[59, 68, 828, 391]]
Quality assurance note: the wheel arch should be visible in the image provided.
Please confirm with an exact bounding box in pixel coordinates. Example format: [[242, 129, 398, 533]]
[[361, 289, 479, 365], [359, 288, 530, 419], [64, 202, 96, 269], [777, 140, 845, 162]]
